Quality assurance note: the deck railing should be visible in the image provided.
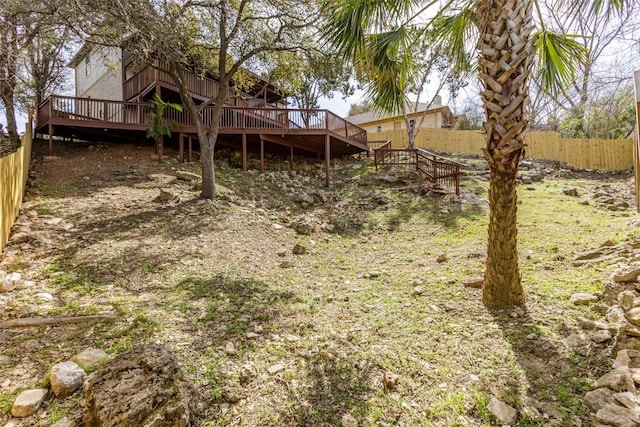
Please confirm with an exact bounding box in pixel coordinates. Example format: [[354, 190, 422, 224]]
[[123, 59, 273, 109], [372, 145, 462, 195], [36, 96, 368, 145]]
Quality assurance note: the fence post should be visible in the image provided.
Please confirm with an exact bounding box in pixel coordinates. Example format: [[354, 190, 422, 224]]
[[634, 70, 640, 212]]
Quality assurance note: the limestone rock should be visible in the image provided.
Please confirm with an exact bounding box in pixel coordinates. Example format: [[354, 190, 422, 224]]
[[463, 278, 484, 289], [84, 344, 199, 427], [175, 170, 201, 181], [591, 329, 613, 343], [625, 308, 640, 327], [614, 266, 640, 283], [595, 403, 640, 427], [292, 244, 306, 255], [279, 261, 294, 269], [158, 189, 179, 203], [607, 306, 628, 325], [50, 417, 75, 427], [571, 292, 598, 306], [435, 254, 448, 263], [487, 397, 517, 424], [267, 363, 285, 375], [341, 413, 358, 427], [614, 392, 640, 410], [0, 279, 15, 293], [50, 361, 87, 397], [71, 348, 109, 370], [614, 350, 633, 369], [619, 291, 637, 311], [221, 384, 243, 403], [573, 248, 617, 266], [239, 363, 257, 383], [291, 218, 315, 235], [562, 333, 590, 355], [584, 388, 615, 412], [580, 317, 611, 330], [563, 188, 579, 197], [620, 322, 640, 337], [383, 371, 399, 390], [595, 367, 630, 392], [11, 389, 48, 417], [224, 342, 237, 356]]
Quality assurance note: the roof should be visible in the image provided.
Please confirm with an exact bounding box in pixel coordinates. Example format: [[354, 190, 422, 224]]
[[347, 100, 450, 125], [68, 42, 94, 68], [68, 41, 289, 100]]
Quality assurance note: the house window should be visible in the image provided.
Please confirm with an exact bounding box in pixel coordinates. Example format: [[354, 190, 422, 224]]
[[85, 57, 91, 77], [376, 125, 382, 132]]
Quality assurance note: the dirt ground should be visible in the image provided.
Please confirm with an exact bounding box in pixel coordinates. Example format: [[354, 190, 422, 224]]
[[1, 138, 638, 426]]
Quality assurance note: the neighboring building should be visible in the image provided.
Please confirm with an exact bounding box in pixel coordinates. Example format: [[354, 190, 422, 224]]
[[347, 96, 453, 134]]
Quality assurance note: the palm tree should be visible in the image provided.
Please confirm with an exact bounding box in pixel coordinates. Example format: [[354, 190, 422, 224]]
[[323, 0, 626, 308], [146, 93, 183, 160]]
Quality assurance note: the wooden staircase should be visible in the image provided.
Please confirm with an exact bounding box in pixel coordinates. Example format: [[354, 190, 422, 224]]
[[371, 142, 463, 195]]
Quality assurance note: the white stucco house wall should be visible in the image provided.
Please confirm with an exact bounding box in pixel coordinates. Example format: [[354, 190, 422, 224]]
[[68, 45, 122, 101]]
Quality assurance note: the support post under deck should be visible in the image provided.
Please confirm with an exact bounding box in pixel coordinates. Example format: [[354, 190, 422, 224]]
[[260, 137, 264, 173], [325, 134, 331, 187], [179, 133, 184, 162], [48, 124, 53, 156], [188, 136, 192, 162], [242, 133, 247, 172], [289, 146, 294, 171]]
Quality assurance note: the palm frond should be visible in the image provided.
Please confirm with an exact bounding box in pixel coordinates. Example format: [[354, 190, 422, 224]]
[[429, 5, 478, 75], [573, 0, 630, 17], [321, 0, 416, 58], [362, 27, 416, 113], [534, 30, 587, 96]]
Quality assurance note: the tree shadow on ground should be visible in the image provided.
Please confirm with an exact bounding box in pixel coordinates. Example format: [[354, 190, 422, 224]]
[[383, 194, 485, 233], [491, 304, 610, 425], [278, 354, 373, 426], [177, 275, 296, 347]]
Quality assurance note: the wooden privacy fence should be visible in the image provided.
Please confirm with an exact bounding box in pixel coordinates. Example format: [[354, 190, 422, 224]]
[[0, 124, 33, 252], [373, 129, 634, 171]]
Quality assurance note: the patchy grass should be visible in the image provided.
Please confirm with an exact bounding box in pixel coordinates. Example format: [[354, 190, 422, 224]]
[[0, 142, 634, 426]]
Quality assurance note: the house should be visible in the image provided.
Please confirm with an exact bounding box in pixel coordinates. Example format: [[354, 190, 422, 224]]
[[347, 96, 453, 135], [35, 43, 368, 186]]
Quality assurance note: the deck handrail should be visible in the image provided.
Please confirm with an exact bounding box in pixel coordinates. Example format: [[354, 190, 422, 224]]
[[36, 95, 368, 147], [415, 148, 466, 167], [373, 146, 462, 195], [123, 59, 276, 110]]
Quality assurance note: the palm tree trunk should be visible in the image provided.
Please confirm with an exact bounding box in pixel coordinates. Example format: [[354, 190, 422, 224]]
[[483, 167, 523, 307], [477, 0, 535, 308]]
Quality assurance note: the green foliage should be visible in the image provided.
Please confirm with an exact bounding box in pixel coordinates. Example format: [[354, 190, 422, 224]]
[[557, 84, 635, 138], [145, 93, 183, 140], [534, 30, 587, 97], [348, 99, 373, 116]]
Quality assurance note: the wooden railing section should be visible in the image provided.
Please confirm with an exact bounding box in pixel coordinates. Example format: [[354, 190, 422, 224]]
[[123, 59, 274, 109], [36, 96, 368, 146], [373, 146, 462, 195]]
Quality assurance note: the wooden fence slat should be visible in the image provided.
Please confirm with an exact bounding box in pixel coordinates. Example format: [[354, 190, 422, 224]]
[[371, 129, 633, 171]]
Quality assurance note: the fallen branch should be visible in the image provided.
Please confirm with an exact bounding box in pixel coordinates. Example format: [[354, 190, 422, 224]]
[[0, 315, 115, 328]]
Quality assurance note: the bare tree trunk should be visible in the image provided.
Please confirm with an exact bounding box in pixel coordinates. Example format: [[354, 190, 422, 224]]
[[171, 61, 224, 200], [3, 97, 19, 140], [478, 0, 535, 308], [407, 128, 415, 150], [200, 136, 216, 198]]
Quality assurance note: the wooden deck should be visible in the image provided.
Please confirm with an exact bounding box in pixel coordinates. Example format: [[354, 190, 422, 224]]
[[35, 96, 369, 186]]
